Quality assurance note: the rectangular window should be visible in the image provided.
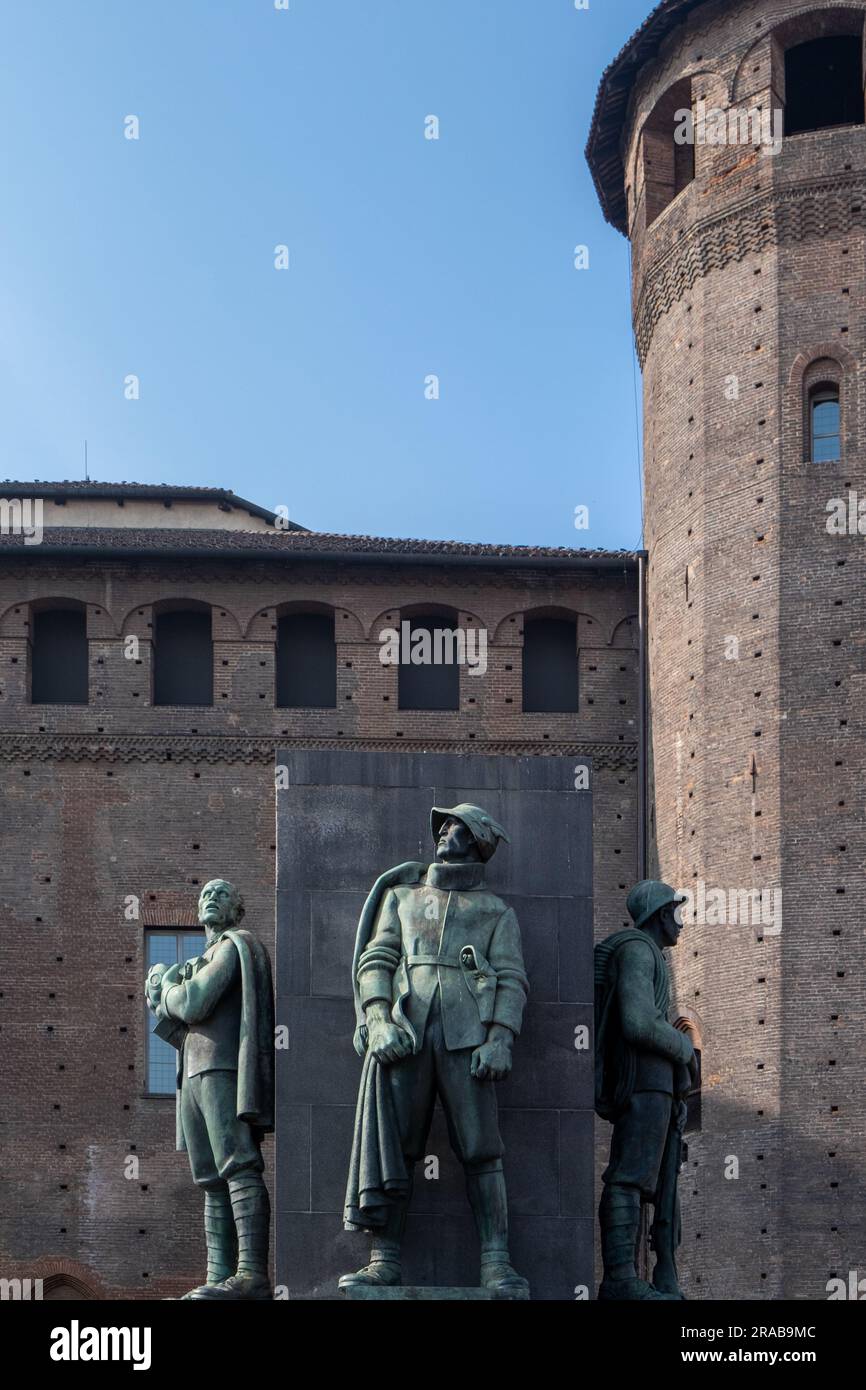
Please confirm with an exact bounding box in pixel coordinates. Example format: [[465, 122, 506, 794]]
[[812, 392, 841, 462], [146, 929, 206, 1095], [153, 609, 213, 706]]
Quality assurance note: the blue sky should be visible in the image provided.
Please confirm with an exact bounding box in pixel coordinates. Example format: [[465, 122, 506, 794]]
[[0, 0, 652, 550]]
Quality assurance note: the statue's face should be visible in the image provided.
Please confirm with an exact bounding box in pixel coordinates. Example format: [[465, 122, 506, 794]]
[[198, 880, 238, 933], [435, 817, 478, 863], [658, 901, 683, 949]]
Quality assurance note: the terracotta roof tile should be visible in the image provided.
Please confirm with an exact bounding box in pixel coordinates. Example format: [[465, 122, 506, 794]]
[[0, 525, 639, 565]]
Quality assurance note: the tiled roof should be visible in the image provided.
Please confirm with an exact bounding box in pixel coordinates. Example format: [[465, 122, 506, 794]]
[[586, 0, 709, 234], [0, 525, 639, 566]]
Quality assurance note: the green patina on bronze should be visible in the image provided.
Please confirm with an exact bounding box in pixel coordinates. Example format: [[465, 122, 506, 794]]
[[339, 804, 531, 1299], [146, 878, 275, 1301], [595, 879, 697, 1301]]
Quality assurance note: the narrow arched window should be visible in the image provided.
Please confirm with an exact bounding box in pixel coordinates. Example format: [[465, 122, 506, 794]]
[[31, 605, 89, 704], [397, 611, 460, 711], [522, 616, 578, 713], [276, 612, 337, 708], [153, 607, 213, 706], [810, 384, 841, 463]]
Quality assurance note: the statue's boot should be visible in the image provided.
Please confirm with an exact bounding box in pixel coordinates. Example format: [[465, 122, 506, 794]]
[[180, 1188, 237, 1300], [338, 1190, 409, 1290], [466, 1167, 529, 1298], [597, 1183, 678, 1301], [192, 1173, 272, 1300]]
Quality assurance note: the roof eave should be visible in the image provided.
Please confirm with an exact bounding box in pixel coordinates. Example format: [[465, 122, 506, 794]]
[[585, 0, 711, 236], [0, 539, 641, 570]]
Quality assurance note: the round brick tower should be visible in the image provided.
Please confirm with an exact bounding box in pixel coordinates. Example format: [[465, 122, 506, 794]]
[[589, 0, 866, 1299]]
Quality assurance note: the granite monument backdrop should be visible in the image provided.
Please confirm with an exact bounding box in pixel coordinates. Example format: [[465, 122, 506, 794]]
[[275, 749, 593, 1299]]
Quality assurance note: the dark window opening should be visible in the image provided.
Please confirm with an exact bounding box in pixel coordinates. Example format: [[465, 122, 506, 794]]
[[643, 77, 695, 227], [398, 614, 460, 711], [31, 607, 88, 704], [522, 617, 578, 713], [154, 609, 213, 706], [276, 612, 337, 708], [785, 37, 864, 136], [811, 384, 841, 462]]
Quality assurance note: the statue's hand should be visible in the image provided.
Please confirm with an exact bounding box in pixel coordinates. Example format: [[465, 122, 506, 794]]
[[367, 1017, 413, 1065], [146, 965, 167, 1012], [471, 1036, 513, 1082]]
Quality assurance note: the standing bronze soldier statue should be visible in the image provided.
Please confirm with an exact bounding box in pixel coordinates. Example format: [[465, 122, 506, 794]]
[[146, 879, 275, 1300], [594, 880, 697, 1301], [340, 804, 530, 1297]]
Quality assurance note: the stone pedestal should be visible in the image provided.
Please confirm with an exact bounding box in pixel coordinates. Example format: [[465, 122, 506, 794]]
[[340, 1285, 530, 1301]]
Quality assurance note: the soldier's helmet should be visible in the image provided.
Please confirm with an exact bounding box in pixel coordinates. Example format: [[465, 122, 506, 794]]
[[626, 879, 686, 931], [430, 803, 510, 862]]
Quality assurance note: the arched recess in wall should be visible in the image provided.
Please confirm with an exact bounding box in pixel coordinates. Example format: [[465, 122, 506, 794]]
[[788, 343, 857, 465], [30, 597, 89, 705], [274, 601, 338, 709], [34, 1258, 107, 1300], [610, 614, 640, 649], [152, 599, 214, 707], [368, 602, 485, 644], [639, 77, 697, 227], [733, 8, 866, 135]]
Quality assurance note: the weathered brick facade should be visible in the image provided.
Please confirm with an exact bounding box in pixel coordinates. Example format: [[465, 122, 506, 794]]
[[0, 512, 638, 1298], [589, 0, 866, 1299]]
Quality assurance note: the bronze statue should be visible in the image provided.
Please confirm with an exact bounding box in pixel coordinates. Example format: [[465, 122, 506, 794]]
[[145, 879, 275, 1300], [594, 879, 696, 1301], [340, 804, 530, 1296]]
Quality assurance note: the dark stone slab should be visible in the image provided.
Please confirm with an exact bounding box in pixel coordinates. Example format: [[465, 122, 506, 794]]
[[275, 750, 594, 1300]]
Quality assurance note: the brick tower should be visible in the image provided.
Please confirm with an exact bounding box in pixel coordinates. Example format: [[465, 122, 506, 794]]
[[588, 0, 866, 1299]]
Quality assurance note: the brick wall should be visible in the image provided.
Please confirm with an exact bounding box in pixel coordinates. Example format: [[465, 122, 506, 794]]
[[0, 552, 638, 1298]]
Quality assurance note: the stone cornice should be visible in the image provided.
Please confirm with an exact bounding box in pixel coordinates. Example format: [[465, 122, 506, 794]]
[[634, 173, 866, 364], [0, 733, 638, 770]]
